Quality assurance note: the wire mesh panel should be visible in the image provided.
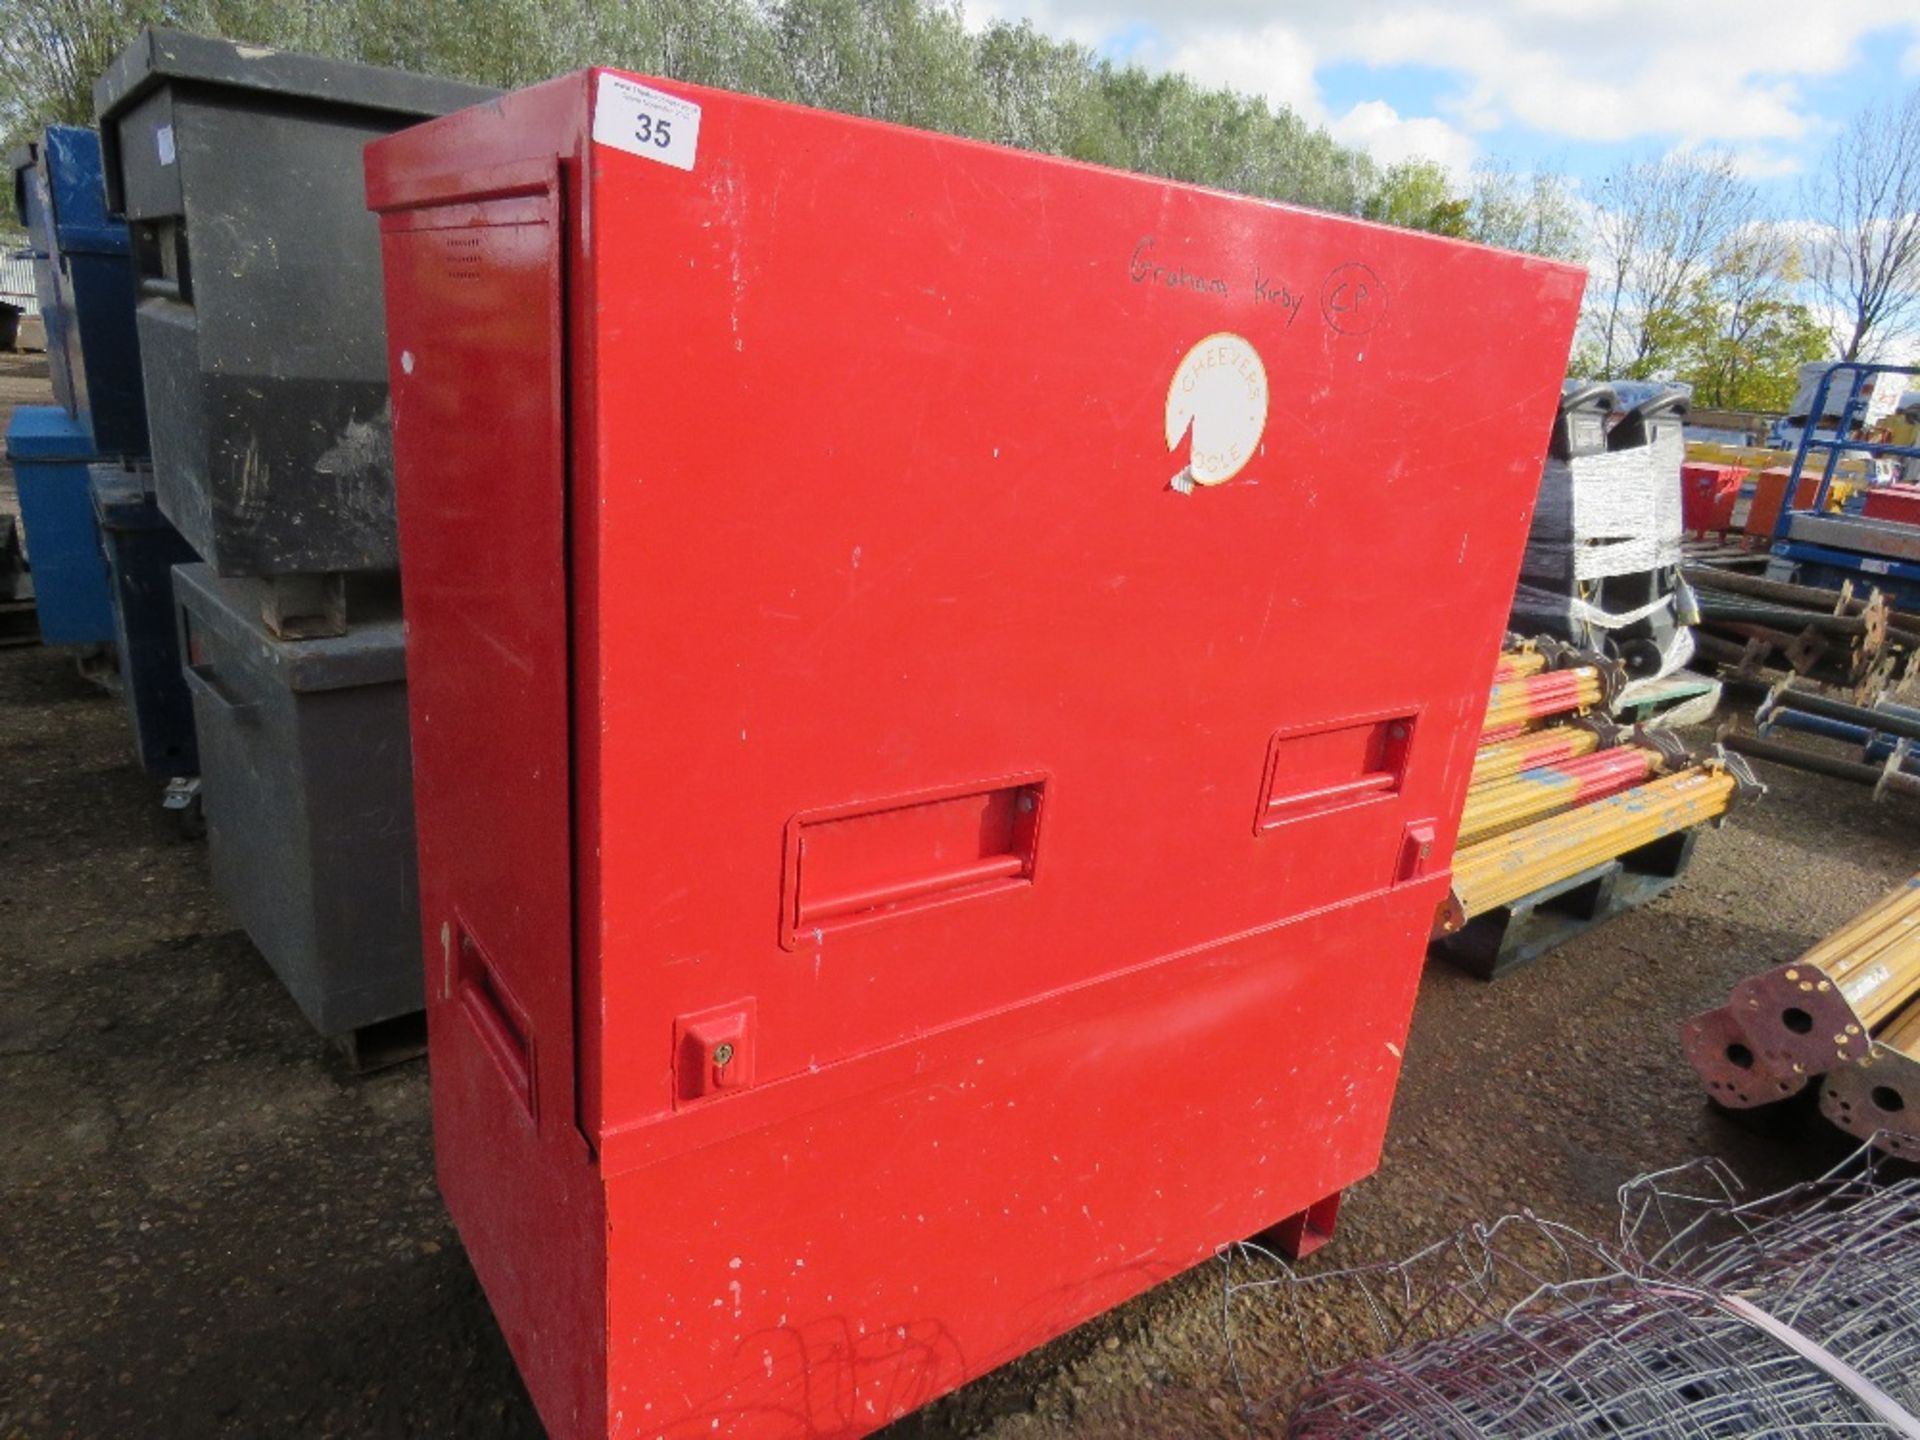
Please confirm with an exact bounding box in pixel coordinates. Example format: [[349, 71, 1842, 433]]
[[1220, 1151, 1920, 1438]]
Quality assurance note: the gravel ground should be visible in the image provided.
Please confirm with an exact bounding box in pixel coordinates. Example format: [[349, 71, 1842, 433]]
[[1, 348, 1915, 1438]]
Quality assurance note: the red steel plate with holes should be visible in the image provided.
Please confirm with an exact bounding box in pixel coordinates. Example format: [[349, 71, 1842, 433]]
[[368, 68, 1583, 1440]]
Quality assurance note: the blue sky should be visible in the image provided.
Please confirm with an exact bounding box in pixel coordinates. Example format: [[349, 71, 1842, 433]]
[[961, 0, 1920, 203]]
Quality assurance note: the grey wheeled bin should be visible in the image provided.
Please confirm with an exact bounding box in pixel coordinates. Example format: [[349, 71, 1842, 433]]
[[174, 562, 421, 1065], [95, 29, 495, 636]]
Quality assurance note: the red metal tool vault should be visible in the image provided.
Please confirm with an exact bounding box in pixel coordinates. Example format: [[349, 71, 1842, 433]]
[[367, 72, 1582, 1440]]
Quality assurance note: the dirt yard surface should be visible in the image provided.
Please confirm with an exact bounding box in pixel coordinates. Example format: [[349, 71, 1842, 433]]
[[1, 347, 1914, 1438]]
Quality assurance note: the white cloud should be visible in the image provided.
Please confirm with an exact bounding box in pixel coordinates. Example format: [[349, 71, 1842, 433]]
[[1723, 146, 1804, 180], [1163, 22, 1325, 120], [963, 0, 1920, 154], [1661, 139, 1804, 181], [1330, 100, 1478, 178], [1160, 19, 1480, 176]]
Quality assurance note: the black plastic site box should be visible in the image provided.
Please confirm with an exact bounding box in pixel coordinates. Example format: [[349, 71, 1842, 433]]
[[94, 30, 494, 582], [91, 463, 199, 778], [174, 562, 421, 1043]]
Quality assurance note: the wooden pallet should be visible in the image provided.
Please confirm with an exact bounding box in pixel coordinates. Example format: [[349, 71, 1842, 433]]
[[333, 1009, 428, 1074], [1432, 827, 1700, 981]]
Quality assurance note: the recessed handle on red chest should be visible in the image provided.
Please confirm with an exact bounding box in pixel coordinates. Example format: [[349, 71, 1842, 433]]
[[1257, 712, 1416, 833], [1267, 771, 1400, 810], [782, 776, 1047, 947], [457, 929, 535, 1121], [802, 854, 1029, 926]]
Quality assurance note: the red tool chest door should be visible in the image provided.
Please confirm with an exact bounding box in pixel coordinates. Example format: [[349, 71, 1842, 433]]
[[386, 182, 575, 1132], [570, 73, 1583, 1142]]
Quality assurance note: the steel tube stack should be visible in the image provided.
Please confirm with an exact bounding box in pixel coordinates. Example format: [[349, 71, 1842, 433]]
[[1684, 561, 1920, 644], [1719, 729, 1920, 801], [1443, 762, 1746, 929], [1684, 561, 1916, 698], [1822, 997, 1920, 1160], [1727, 682, 1920, 798], [1683, 872, 1920, 1157], [1480, 665, 1613, 739], [1456, 742, 1673, 846], [1492, 646, 1549, 682], [1469, 724, 1606, 786], [1762, 684, 1920, 742], [1433, 642, 1760, 974]]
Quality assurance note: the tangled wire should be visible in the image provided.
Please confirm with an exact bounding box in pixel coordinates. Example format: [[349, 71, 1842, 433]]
[[1220, 1147, 1920, 1438]]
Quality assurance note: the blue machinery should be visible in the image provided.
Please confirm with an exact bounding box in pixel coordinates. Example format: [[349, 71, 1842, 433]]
[[1771, 361, 1920, 610]]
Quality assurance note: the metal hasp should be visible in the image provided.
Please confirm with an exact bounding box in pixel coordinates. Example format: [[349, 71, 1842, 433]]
[[4, 406, 113, 646], [91, 28, 496, 603], [366, 69, 1585, 1440], [91, 463, 198, 776], [1771, 361, 1920, 610], [10, 126, 149, 458], [172, 562, 420, 1040]]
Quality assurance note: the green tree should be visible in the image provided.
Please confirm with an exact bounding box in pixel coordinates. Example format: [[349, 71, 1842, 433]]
[[1364, 159, 1470, 238], [1801, 85, 1920, 361], [1641, 231, 1828, 409], [770, 0, 988, 136], [0, 0, 1581, 259], [1466, 160, 1584, 260], [2, 0, 162, 133], [1584, 151, 1758, 377], [973, 20, 1103, 159]]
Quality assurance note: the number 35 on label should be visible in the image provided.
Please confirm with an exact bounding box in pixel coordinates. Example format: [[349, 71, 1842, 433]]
[[593, 74, 702, 172]]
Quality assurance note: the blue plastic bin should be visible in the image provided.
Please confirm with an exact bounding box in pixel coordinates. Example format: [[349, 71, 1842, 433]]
[[92, 464, 197, 776], [6, 406, 113, 646], [11, 126, 149, 458]]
